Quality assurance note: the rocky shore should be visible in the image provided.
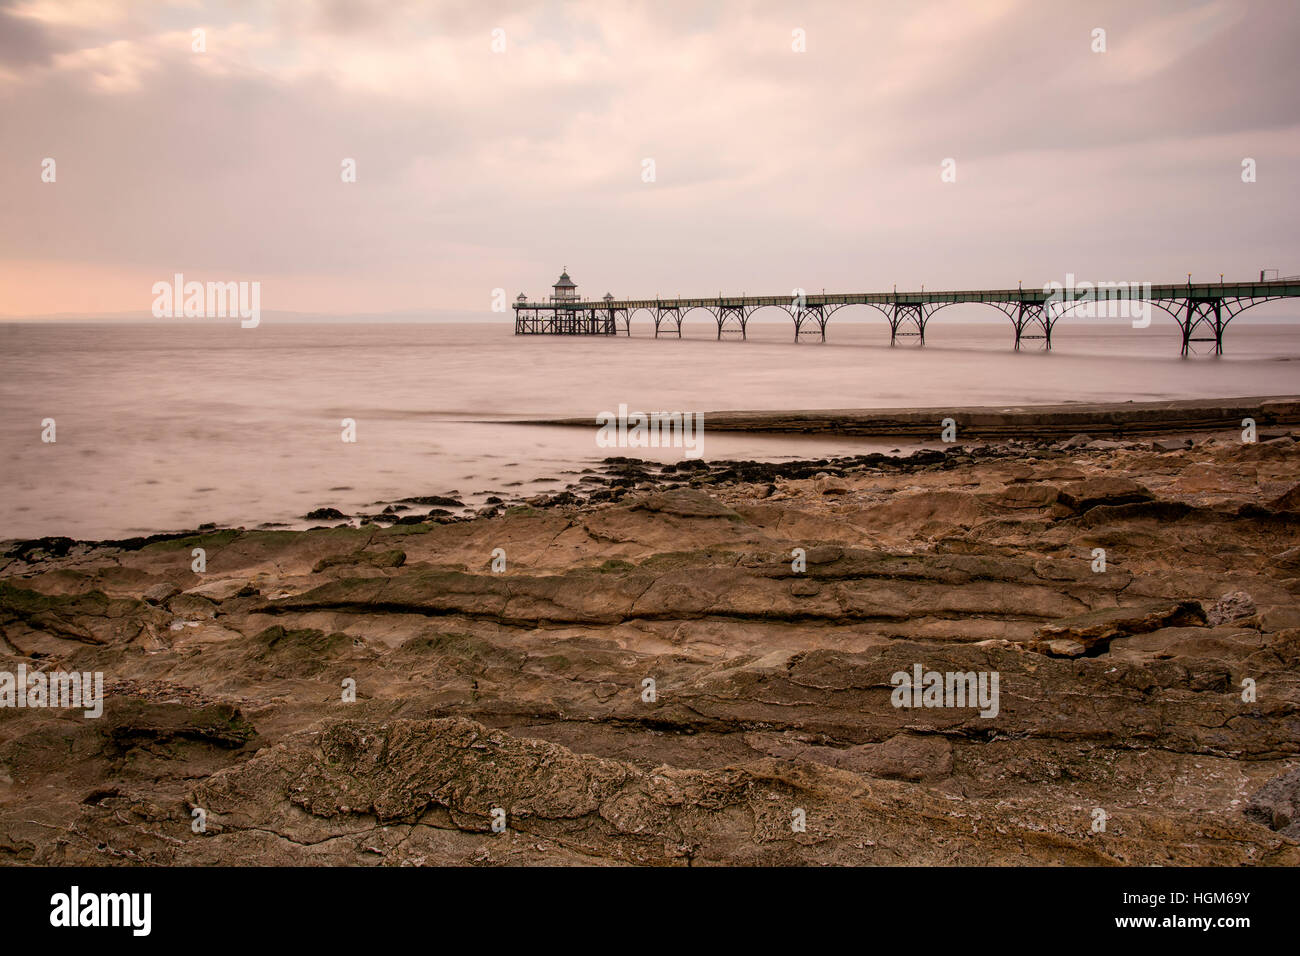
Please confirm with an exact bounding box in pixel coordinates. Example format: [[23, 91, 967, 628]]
[[2, 422, 1299, 865]]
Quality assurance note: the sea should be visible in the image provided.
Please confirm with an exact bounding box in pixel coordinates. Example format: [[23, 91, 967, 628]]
[[2, 317, 1298, 540]]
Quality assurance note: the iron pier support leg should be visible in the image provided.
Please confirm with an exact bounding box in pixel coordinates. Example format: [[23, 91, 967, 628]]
[[1214, 300, 1224, 355], [715, 305, 746, 340], [1180, 299, 1193, 357], [793, 306, 825, 343]]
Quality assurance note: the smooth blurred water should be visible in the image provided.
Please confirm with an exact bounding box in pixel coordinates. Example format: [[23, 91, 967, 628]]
[[2, 317, 1298, 539]]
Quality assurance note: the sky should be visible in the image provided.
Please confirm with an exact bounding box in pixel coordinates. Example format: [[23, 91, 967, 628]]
[[1, 0, 1298, 316]]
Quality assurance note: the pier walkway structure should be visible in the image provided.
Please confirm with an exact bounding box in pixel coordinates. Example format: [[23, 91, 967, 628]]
[[512, 271, 1300, 356]]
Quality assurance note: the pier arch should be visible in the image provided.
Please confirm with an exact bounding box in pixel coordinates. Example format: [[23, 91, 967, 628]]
[[678, 305, 719, 338], [625, 307, 657, 336]]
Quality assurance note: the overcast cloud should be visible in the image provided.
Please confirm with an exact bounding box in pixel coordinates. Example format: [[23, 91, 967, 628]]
[[1, 0, 1297, 315]]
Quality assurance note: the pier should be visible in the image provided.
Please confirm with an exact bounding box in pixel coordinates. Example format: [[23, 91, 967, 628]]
[[513, 272, 1300, 355]]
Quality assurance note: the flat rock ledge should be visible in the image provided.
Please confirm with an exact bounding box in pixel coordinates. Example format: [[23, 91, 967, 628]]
[[2, 434, 1299, 865]]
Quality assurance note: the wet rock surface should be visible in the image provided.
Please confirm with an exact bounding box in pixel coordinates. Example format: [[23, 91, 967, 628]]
[[2, 433, 1298, 865]]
